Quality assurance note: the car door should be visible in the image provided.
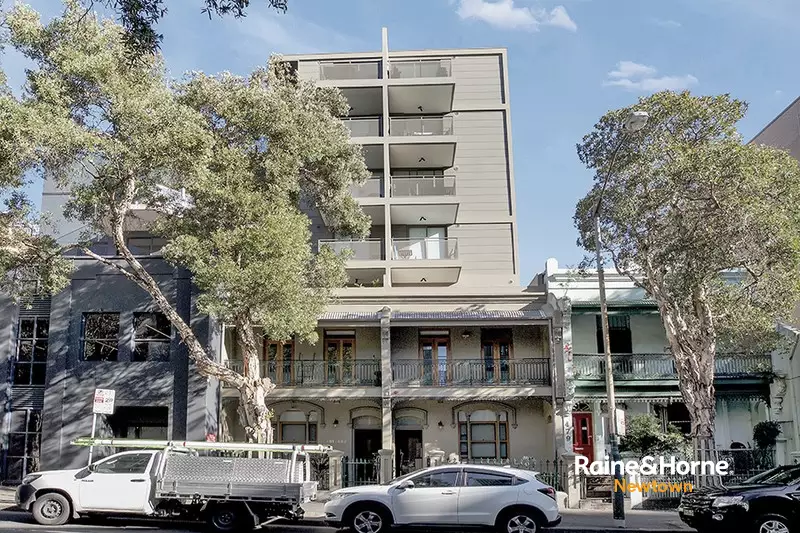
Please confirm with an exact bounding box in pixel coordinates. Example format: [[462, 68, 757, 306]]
[[458, 469, 519, 525], [79, 452, 155, 512], [391, 468, 461, 525]]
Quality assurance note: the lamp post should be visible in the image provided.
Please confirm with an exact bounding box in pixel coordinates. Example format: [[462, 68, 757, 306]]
[[594, 110, 649, 527]]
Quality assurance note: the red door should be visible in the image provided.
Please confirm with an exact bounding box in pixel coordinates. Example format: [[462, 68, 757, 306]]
[[573, 413, 594, 459]]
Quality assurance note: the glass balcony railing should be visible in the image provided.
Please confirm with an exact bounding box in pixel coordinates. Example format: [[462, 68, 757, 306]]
[[350, 177, 383, 198], [390, 116, 453, 136], [572, 353, 773, 380], [390, 176, 456, 197], [343, 117, 382, 137], [391, 238, 458, 260], [225, 360, 381, 387], [392, 359, 550, 387], [319, 239, 384, 260], [319, 61, 381, 81], [389, 59, 452, 79]]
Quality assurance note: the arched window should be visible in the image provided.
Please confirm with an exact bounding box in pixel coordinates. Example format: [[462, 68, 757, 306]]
[[458, 409, 509, 460], [278, 410, 319, 444]]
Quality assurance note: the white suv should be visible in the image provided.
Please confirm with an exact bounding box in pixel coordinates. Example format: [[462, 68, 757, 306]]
[[323, 464, 561, 533]]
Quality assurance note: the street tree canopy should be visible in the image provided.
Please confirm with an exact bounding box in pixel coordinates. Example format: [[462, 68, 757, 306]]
[[88, 0, 289, 57], [574, 91, 800, 446], [0, 0, 369, 443]]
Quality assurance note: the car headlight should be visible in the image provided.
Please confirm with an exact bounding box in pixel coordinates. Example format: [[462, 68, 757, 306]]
[[712, 496, 745, 508], [22, 474, 41, 484], [330, 492, 357, 500]]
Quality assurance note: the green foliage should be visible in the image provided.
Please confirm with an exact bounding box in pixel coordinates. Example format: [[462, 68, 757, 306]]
[[92, 0, 289, 57], [620, 415, 687, 458], [753, 421, 782, 449]]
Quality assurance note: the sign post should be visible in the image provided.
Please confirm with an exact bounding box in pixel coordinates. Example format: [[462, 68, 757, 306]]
[[88, 389, 116, 465]]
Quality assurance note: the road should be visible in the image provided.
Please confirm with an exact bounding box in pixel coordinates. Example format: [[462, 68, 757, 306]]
[[0, 510, 333, 532]]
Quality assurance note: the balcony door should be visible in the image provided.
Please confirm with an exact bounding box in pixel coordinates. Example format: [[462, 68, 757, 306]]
[[265, 340, 294, 385], [420, 334, 450, 386], [481, 329, 512, 384], [325, 333, 356, 385], [408, 227, 445, 259]]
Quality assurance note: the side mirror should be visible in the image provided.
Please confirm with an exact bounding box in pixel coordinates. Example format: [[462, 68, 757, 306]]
[[87, 464, 96, 473], [398, 480, 414, 490]]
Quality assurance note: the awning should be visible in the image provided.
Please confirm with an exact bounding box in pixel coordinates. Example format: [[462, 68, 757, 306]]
[[317, 309, 550, 324]]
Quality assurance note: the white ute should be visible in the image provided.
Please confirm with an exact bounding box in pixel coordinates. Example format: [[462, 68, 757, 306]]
[[15, 438, 329, 532], [324, 464, 562, 533]]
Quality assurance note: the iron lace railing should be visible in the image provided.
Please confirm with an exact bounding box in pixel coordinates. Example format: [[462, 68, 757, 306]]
[[224, 360, 381, 387], [572, 353, 772, 380], [392, 359, 551, 387]]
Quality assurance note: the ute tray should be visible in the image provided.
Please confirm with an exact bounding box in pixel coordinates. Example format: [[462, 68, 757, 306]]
[[156, 455, 317, 503]]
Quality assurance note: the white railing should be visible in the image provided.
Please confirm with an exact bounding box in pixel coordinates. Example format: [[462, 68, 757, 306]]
[[390, 116, 453, 136], [390, 176, 456, 197], [319, 239, 384, 260], [391, 238, 458, 260]]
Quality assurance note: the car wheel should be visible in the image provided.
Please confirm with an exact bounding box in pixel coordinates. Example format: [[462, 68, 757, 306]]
[[207, 504, 248, 532], [32, 492, 71, 526], [499, 510, 539, 533], [755, 514, 792, 533], [348, 506, 390, 533]]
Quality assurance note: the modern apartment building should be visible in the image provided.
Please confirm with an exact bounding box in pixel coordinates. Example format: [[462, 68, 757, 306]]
[[0, 29, 564, 483], [541, 259, 777, 462]]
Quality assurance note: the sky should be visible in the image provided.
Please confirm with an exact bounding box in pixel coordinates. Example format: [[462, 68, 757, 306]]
[[2, 0, 799, 283]]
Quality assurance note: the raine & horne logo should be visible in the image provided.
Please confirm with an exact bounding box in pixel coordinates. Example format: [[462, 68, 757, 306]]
[[575, 456, 730, 493]]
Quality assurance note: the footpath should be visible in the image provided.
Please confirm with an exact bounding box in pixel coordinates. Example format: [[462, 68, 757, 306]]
[[0, 486, 691, 531]]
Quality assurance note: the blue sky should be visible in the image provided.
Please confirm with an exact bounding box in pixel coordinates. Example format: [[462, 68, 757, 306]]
[[3, 0, 799, 283]]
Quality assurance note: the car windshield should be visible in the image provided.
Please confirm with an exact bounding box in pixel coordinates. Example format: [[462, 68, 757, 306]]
[[742, 465, 800, 485]]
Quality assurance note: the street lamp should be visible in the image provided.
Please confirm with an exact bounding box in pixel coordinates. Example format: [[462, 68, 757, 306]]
[[594, 110, 649, 527]]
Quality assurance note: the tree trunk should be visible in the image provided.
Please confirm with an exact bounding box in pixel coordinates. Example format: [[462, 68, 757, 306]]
[[235, 317, 275, 444]]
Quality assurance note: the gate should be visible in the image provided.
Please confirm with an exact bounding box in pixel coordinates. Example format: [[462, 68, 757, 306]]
[[343, 454, 380, 487]]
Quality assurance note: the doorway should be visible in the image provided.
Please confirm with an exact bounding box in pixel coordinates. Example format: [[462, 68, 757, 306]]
[[348, 428, 381, 486], [396, 429, 423, 475], [572, 412, 594, 460], [353, 429, 382, 459]]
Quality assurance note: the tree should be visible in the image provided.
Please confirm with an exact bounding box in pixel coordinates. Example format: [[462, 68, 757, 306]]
[[87, 0, 289, 57], [0, 1, 369, 443], [574, 91, 800, 453], [619, 415, 687, 458]]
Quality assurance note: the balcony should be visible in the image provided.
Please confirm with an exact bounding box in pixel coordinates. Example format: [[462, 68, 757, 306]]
[[572, 353, 773, 381], [392, 238, 457, 261], [225, 360, 381, 387], [319, 61, 381, 81], [343, 117, 382, 138], [124, 184, 192, 231], [392, 359, 551, 387], [390, 237, 460, 285], [319, 239, 384, 261], [391, 176, 456, 197], [388, 117, 456, 169], [388, 60, 454, 114], [350, 177, 384, 198]]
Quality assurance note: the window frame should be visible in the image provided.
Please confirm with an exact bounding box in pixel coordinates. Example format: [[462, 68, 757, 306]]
[[277, 421, 318, 444], [12, 317, 49, 386], [323, 332, 356, 385], [463, 469, 516, 487], [458, 414, 510, 460], [595, 314, 633, 354], [264, 339, 295, 384], [132, 312, 172, 362], [409, 468, 462, 488], [4, 409, 42, 481], [480, 329, 514, 385], [92, 452, 154, 474], [80, 313, 121, 362], [419, 332, 451, 386]]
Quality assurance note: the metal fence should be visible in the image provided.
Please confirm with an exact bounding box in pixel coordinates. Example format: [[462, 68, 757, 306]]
[[392, 359, 551, 387], [462, 457, 567, 492], [573, 353, 772, 380], [343, 455, 380, 487]]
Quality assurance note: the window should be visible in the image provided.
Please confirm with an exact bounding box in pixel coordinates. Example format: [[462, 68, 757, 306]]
[[125, 235, 167, 256], [459, 410, 509, 460], [420, 333, 449, 386], [93, 453, 152, 474], [412, 470, 459, 488], [595, 315, 632, 353], [12, 318, 49, 385], [665, 403, 691, 436], [276, 410, 318, 444], [81, 313, 120, 361], [324, 332, 356, 385], [108, 406, 169, 439], [265, 340, 294, 385], [481, 329, 513, 384], [465, 470, 514, 487], [5, 409, 42, 481], [133, 313, 171, 361]]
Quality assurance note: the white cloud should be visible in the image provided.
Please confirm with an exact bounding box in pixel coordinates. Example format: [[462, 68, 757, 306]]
[[455, 0, 577, 32], [651, 18, 682, 28], [603, 61, 698, 92]]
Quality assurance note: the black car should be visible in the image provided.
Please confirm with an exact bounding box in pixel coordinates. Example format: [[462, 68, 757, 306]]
[[679, 465, 800, 533]]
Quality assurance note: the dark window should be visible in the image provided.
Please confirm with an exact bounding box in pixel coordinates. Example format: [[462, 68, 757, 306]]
[[412, 470, 458, 488], [93, 453, 152, 474], [465, 471, 514, 487], [108, 406, 169, 439], [81, 313, 120, 361], [133, 313, 171, 361], [5, 409, 42, 481], [12, 318, 49, 385], [665, 403, 691, 436], [595, 315, 632, 353], [125, 235, 167, 256]]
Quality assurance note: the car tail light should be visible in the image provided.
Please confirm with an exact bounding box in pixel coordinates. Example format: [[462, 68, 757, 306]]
[[538, 487, 556, 500]]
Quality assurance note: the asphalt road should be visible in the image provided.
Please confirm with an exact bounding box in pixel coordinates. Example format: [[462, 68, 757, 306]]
[[0, 511, 334, 533]]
